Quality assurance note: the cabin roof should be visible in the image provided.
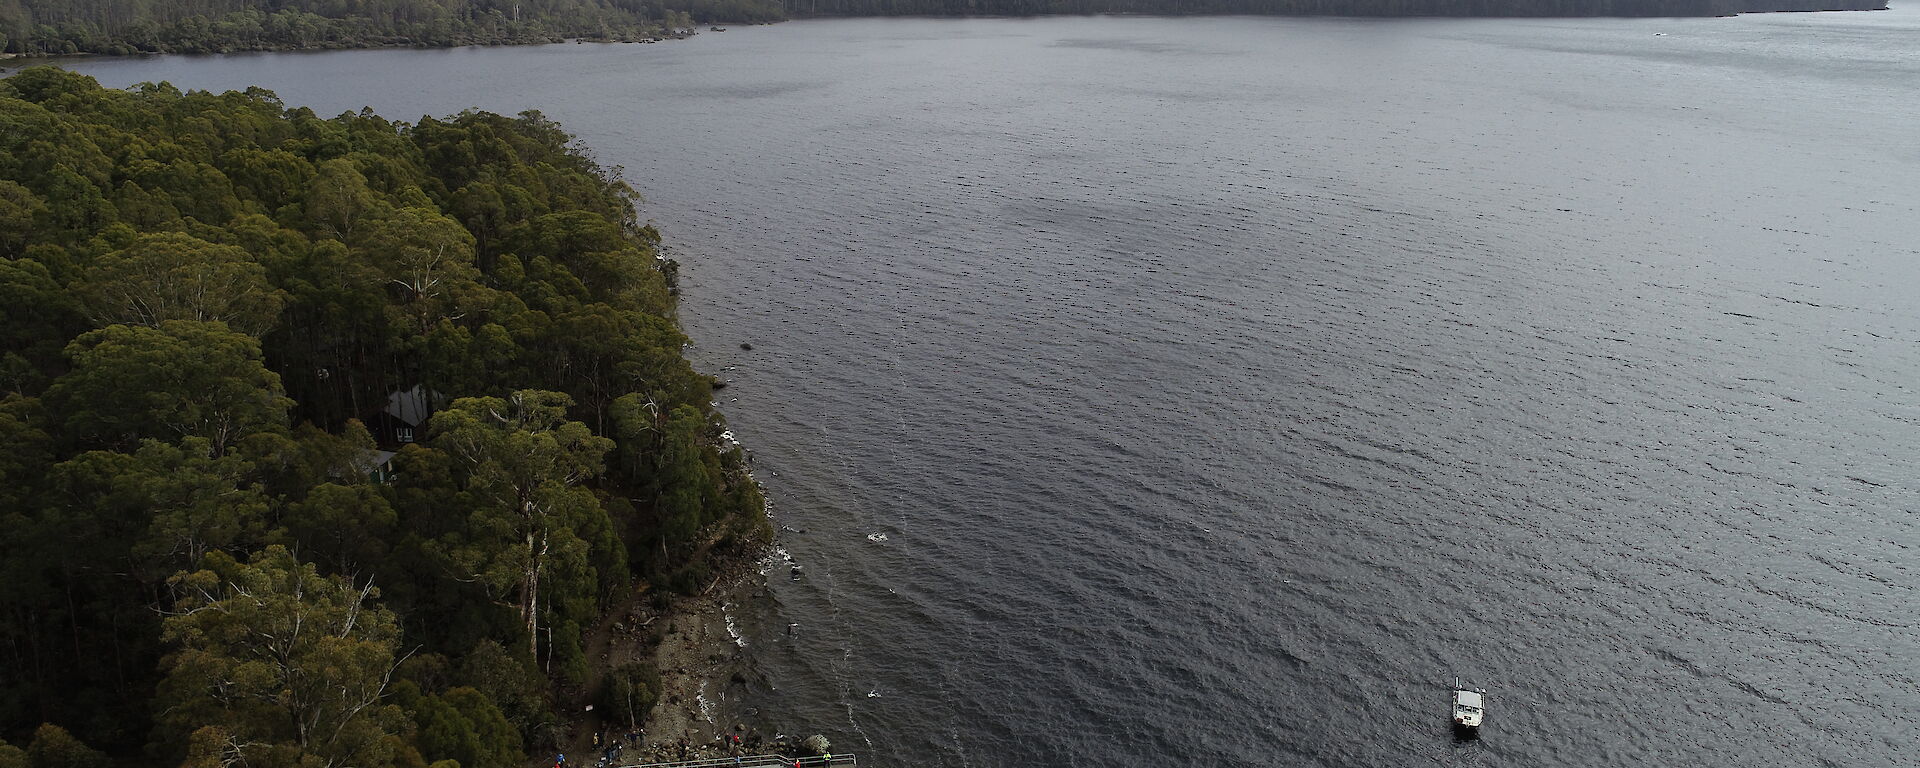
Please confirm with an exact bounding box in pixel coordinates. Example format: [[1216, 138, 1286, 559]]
[[352, 449, 398, 474], [385, 384, 436, 427], [1455, 690, 1483, 708]]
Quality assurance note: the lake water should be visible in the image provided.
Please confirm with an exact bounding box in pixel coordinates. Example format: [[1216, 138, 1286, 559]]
[[60, 9, 1920, 767]]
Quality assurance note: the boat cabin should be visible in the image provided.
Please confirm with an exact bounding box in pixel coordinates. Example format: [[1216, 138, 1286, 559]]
[[1451, 689, 1485, 733]]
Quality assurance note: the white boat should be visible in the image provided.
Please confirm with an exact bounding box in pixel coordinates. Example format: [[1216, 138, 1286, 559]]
[[1451, 689, 1485, 735]]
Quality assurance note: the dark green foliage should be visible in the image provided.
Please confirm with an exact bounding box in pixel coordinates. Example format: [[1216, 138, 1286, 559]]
[[0, 0, 1880, 56], [22, 725, 109, 768], [47, 321, 292, 454], [0, 0, 789, 57], [275, 482, 397, 575], [0, 180, 45, 256], [410, 686, 522, 768], [154, 546, 406, 768], [457, 640, 554, 744], [598, 661, 661, 731], [778, 0, 1881, 16], [74, 231, 286, 335], [655, 405, 718, 554], [551, 621, 590, 686], [0, 69, 766, 765], [0, 257, 83, 392], [420, 390, 615, 661]]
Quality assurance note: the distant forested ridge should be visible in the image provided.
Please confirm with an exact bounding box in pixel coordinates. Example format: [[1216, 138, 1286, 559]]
[[0, 66, 768, 765], [0, 0, 785, 56], [0, 0, 1884, 56], [775, 0, 1883, 16]]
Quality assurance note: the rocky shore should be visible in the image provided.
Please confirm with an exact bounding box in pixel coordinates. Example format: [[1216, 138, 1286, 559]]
[[641, 571, 762, 759], [561, 545, 782, 766]]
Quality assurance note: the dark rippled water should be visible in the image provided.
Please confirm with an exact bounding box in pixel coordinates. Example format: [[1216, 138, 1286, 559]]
[[64, 9, 1920, 766]]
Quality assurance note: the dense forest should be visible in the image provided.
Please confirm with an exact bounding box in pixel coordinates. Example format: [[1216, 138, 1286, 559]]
[[0, 66, 769, 766], [776, 0, 1884, 16], [0, 0, 1884, 55], [0, 0, 785, 56]]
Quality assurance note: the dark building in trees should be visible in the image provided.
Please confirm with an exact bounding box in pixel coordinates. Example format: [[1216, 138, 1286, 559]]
[[366, 384, 439, 448]]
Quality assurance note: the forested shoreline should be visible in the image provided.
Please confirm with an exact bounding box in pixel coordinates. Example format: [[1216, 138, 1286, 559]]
[[778, 0, 1885, 17], [0, 0, 785, 56], [0, 66, 768, 766], [0, 0, 1886, 58]]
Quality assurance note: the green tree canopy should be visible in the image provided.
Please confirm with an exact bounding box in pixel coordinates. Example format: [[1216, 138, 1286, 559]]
[[275, 482, 396, 578], [76, 230, 286, 336], [0, 70, 765, 764], [48, 320, 291, 454], [598, 661, 660, 732], [155, 545, 405, 768], [22, 725, 109, 768], [0, 180, 45, 257], [357, 206, 483, 335], [52, 438, 271, 580], [411, 687, 521, 768], [426, 390, 613, 660]]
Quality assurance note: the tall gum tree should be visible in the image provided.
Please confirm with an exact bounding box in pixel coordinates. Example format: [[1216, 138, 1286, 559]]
[[47, 319, 291, 455], [76, 229, 287, 336], [427, 390, 612, 660], [357, 206, 482, 335], [155, 545, 405, 768]]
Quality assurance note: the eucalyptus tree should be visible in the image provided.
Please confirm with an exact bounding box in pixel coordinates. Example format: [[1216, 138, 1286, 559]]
[[155, 546, 407, 768], [427, 390, 614, 660], [48, 320, 291, 455], [75, 231, 287, 336], [0, 69, 764, 764]]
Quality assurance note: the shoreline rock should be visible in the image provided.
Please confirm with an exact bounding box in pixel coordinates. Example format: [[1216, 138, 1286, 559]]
[[559, 544, 772, 766]]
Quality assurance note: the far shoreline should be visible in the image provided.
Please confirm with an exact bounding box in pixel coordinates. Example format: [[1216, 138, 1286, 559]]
[[1, 3, 1889, 64]]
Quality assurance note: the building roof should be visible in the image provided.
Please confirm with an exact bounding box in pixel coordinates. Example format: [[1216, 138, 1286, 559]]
[[352, 449, 398, 475], [385, 384, 436, 427]]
